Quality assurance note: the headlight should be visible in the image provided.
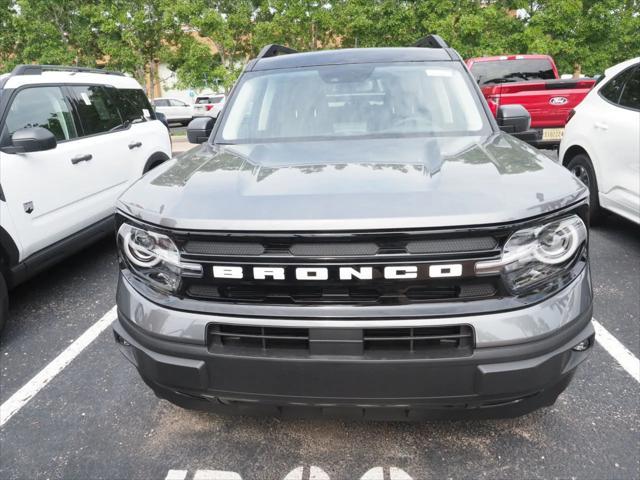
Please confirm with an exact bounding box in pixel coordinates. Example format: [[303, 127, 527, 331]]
[[117, 223, 202, 293], [476, 215, 587, 294]]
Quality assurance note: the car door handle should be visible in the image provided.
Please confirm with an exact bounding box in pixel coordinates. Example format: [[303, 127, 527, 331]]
[[128, 141, 142, 149], [594, 122, 609, 130], [71, 154, 92, 165]]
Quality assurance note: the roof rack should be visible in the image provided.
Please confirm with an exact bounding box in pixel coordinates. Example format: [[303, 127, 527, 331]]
[[255, 44, 298, 61], [11, 65, 125, 76], [413, 34, 449, 49]]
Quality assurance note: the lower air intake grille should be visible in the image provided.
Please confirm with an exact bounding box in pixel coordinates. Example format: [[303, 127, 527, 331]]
[[208, 324, 473, 358], [363, 325, 473, 356], [209, 325, 309, 351]]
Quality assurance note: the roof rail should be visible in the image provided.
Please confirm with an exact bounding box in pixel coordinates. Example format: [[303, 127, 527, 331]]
[[11, 65, 125, 76], [413, 34, 449, 49], [255, 44, 298, 61]]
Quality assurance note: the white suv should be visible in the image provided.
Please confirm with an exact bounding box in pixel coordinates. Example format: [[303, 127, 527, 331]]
[[0, 65, 172, 331], [192, 94, 225, 119], [560, 57, 640, 224]]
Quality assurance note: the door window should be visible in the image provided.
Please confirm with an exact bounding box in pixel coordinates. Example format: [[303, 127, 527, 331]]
[[3, 86, 77, 143], [153, 99, 170, 107], [69, 85, 122, 136], [619, 67, 640, 111], [169, 99, 188, 107], [600, 68, 634, 105], [116, 88, 154, 123]]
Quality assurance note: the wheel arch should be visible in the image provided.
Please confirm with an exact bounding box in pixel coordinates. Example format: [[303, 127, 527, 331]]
[[562, 145, 589, 167], [143, 151, 171, 174]]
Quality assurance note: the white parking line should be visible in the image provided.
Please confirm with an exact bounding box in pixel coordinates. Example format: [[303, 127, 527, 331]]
[[593, 319, 640, 383], [0, 306, 117, 428]]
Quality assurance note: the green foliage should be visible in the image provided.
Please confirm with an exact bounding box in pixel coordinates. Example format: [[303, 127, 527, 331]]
[[1, 0, 638, 87]]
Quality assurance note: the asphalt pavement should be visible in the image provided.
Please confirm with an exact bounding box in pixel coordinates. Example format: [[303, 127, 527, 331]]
[[0, 165, 639, 479]]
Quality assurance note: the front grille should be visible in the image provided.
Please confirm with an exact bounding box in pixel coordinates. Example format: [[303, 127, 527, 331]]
[[178, 229, 505, 306], [187, 282, 496, 304], [208, 324, 474, 358]]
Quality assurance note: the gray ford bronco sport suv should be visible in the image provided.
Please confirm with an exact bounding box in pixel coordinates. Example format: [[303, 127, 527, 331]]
[[113, 36, 594, 420]]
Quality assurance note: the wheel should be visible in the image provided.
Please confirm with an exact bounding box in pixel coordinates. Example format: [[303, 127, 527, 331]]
[[0, 272, 8, 334], [566, 153, 602, 224]]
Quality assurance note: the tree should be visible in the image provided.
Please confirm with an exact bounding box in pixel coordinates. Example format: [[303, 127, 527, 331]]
[[522, 0, 639, 76]]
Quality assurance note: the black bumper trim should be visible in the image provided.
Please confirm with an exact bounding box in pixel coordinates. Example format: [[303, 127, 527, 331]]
[[113, 304, 593, 419]]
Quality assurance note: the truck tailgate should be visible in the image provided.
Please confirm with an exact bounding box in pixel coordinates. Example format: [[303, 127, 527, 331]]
[[482, 79, 596, 128]]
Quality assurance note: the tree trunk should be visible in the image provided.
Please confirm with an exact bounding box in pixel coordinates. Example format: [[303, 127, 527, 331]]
[[148, 61, 156, 99], [573, 63, 582, 79]]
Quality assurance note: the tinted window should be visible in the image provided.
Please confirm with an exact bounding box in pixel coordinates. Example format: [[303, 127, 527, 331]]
[[619, 67, 640, 110], [69, 85, 122, 135], [116, 88, 154, 122], [470, 59, 556, 85], [600, 68, 634, 104], [3, 86, 77, 143], [219, 62, 488, 143], [196, 96, 223, 104], [169, 99, 187, 107], [153, 99, 170, 107]]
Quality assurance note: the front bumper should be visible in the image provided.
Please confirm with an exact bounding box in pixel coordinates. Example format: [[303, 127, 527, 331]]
[[113, 274, 594, 420]]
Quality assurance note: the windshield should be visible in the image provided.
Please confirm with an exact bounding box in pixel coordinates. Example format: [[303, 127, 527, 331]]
[[217, 62, 489, 144], [471, 59, 556, 86]]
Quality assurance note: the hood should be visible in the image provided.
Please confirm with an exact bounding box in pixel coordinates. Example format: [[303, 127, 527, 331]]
[[118, 133, 587, 231]]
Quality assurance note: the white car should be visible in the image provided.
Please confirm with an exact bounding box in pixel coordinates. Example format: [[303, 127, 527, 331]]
[[193, 94, 225, 119], [152, 97, 193, 125], [0, 65, 172, 331], [560, 57, 640, 224]]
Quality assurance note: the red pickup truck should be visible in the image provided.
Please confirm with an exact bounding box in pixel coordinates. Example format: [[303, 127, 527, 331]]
[[466, 54, 596, 148]]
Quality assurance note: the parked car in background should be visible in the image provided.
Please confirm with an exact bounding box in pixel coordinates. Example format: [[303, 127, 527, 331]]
[[466, 54, 596, 148], [193, 93, 225, 119], [560, 57, 640, 224], [152, 97, 193, 125], [0, 65, 172, 332]]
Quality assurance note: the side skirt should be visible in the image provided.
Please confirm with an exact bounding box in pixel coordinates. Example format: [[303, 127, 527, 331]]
[[8, 216, 115, 288]]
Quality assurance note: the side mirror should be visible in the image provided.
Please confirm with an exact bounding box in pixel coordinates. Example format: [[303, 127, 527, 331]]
[[155, 111, 169, 128], [6, 127, 57, 153], [497, 105, 531, 134], [187, 117, 215, 144]]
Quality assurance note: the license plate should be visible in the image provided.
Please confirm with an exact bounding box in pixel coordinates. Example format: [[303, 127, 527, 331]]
[[542, 128, 564, 141]]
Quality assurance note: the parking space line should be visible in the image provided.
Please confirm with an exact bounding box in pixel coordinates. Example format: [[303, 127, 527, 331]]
[[165, 471, 188, 480], [0, 306, 117, 428], [594, 319, 640, 383]]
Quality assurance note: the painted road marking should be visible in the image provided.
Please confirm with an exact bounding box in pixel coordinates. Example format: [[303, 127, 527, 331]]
[[193, 470, 242, 480], [361, 467, 413, 480], [0, 306, 117, 428], [283, 466, 331, 480], [165, 471, 188, 480], [594, 319, 640, 383], [167, 468, 414, 480]]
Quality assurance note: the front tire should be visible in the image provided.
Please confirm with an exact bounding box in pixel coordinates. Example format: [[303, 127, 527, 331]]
[[567, 153, 602, 224], [0, 272, 8, 334]]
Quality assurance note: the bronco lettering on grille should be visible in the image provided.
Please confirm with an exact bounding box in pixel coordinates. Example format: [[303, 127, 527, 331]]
[[211, 264, 464, 281]]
